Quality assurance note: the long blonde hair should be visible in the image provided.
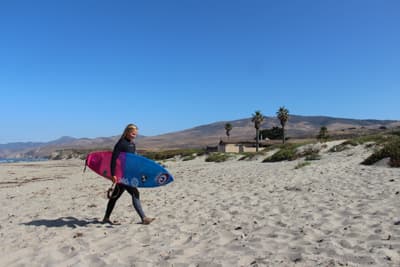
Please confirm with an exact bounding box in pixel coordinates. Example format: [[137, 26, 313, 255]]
[[121, 123, 138, 139]]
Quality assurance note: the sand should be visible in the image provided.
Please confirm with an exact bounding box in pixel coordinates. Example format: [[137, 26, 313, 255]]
[[1, 142, 400, 266]]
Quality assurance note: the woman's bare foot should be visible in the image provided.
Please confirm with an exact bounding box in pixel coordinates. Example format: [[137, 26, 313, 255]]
[[142, 217, 155, 225]]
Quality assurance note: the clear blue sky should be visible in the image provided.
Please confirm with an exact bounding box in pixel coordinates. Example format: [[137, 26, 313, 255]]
[[1, 0, 399, 144]]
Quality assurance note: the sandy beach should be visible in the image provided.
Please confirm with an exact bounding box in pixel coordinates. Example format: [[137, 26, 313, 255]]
[[1, 142, 400, 266]]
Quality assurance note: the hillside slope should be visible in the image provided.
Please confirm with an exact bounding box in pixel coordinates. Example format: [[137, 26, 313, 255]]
[[1, 115, 399, 158]]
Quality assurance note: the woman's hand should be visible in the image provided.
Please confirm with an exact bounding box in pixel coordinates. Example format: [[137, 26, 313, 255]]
[[112, 175, 117, 183]]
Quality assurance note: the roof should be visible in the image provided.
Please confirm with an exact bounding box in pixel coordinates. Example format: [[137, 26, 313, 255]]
[[218, 139, 269, 145]]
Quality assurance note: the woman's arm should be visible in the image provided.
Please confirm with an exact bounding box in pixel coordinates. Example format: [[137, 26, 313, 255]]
[[110, 140, 122, 178]]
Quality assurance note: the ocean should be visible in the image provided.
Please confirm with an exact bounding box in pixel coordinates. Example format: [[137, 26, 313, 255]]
[[0, 158, 48, 164]]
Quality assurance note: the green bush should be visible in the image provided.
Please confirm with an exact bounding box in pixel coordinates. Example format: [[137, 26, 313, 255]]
[[329, 142, 354, 153], [362, 138, 400, 167], [305, 153, 321, 161], [262, 142, 321, 162], [330, 138, 373, 153], [205, 153, 232, 163], [354, 135, 387, 145], [263, 145, 297, 162], [238, 152, 265, 161], [182, 155, 196, 161], [342, 140, 359, 146], [142, 148, 205, 160], [391, 131, 400, 137]]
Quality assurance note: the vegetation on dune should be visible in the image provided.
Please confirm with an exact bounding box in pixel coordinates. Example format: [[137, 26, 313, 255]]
[[305, 153, 321, 161], [51, 147, 111, 160], [238, 151, 266, 161], [263, 144, 298, 162], [262, 143, 302, 162], [242, 132, 400, 167], [262, 142, 319, 162], [47, 118, 400, 168], [391, 130, 400, 137], [361, 136, 400, 167], [182, 154, 197, 161], [142, 131, 399, 166], [50, 147, 206, 162], [325, 132, 400, 168], [351, 134, 392, 145], [53, 134, 399, 168], [135, 131, 400, 167], [205, 153, 235, 163], [329, 140, 358, 152], [142, 148, 206, 161]]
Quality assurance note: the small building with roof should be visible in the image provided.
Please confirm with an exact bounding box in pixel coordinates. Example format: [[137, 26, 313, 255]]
[[217, 139, 269, 153]]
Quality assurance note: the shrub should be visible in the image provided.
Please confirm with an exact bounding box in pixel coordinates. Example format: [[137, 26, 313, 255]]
[[263, 145, 297, 162], [391, 131, 400, 137], [238, 152, 265, 161], [362, 138, 400, 167], [329, 141, 356, 152], [142, 148, 205, 160], [353, 135, 389, 145], [329, 144, 348, 153], [342, 140, 358, 146], [329, 138, 375, 153], [205, 153, 232, 163], [263, 142, 323, 162], [305, 153, 321, 161], [182, 155, 196, 161], [296, 144, 321, 158]]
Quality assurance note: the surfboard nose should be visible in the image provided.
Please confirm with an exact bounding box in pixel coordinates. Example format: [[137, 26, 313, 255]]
[[156, 173, 173, 186]]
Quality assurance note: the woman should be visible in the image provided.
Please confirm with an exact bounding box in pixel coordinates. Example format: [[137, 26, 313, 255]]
[[102, 123, 155, 225]]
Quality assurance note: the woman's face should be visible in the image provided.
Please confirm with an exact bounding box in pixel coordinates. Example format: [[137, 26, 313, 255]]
[[126, 128, 137, 140]]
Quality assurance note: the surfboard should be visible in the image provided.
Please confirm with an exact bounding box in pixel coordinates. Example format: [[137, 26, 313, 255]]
[[85, 151, 174, 188]]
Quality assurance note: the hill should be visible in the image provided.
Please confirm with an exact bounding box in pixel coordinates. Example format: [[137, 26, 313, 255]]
[[1, 115, 399, 158]]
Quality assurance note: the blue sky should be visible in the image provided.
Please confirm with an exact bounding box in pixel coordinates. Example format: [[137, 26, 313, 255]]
[[0, 0, 399, 143]]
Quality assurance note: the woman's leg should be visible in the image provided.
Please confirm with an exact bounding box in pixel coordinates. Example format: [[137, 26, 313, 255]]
[[125, 186, 146, 220], [103, 184, 125, 222]]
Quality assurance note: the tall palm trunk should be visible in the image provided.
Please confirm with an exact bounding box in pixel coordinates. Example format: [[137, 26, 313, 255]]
[[256, 128, 260, 152]]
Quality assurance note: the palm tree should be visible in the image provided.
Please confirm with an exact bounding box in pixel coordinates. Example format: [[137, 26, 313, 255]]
[[251, 110, 264, 152], [317, 126, 329, 142], [224, 123, 233, 140], [276, 106, 289, 144]]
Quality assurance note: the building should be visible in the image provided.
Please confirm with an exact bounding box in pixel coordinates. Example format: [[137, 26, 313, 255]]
[[217, 139, 269, 153]]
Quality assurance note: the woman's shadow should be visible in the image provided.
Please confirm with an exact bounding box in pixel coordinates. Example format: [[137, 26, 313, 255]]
[[22, 216, 105, 228]]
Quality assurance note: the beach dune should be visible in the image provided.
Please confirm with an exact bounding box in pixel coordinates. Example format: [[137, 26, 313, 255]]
[[1, 142, 400, 266]]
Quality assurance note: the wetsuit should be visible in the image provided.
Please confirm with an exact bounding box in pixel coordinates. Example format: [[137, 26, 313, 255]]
[[104, 137, 146, 220]]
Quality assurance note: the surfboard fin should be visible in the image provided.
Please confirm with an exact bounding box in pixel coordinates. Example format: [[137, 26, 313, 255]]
[[83, 161, 87, 173]]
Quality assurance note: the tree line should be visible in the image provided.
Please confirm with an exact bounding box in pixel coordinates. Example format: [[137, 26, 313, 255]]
[[224, 108, 329, 152]]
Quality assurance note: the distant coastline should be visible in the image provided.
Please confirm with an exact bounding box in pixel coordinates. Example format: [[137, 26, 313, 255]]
[[0, 158, 48, 164]]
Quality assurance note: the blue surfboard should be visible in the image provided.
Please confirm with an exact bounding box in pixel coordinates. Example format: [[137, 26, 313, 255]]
[[86, 151, 174, 188]]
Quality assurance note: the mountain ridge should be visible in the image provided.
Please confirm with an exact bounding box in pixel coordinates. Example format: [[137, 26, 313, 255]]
[[1, 115, 399, 158]]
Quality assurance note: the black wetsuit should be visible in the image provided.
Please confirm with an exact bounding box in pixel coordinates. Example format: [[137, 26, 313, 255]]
[[104, 137, 145, 220]]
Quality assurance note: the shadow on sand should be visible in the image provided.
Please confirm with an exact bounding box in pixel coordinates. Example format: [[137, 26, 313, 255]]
[[22, 216, 104, 228]]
